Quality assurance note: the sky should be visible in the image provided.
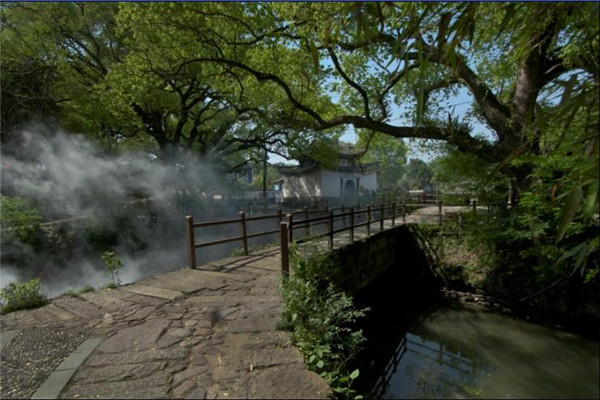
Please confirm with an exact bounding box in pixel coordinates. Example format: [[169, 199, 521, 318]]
[[269, 85, 495, 165]]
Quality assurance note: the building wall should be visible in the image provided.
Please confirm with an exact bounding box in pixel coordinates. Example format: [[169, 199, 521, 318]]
[[320, 170, 377, 198], [281, 169, 378, 200], [281, 170, 322, 199]]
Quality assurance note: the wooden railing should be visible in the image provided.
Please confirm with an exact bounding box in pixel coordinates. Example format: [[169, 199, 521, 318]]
[[185, 206, 329, 269], [184, 198, 475, 271], [278, 202, 410, 275]]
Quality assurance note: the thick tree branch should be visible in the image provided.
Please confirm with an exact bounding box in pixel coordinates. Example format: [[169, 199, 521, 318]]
[[327, 46, 371, 119]]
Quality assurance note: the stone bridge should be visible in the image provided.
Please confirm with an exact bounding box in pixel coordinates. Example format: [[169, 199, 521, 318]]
[[0, 205, 472, 399]]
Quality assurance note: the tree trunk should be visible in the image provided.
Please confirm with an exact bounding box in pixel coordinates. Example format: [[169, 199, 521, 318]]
[[262, 147, 268, 199]]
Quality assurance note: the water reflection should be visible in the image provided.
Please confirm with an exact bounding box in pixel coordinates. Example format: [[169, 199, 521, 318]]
[[359, 304, 599, 399]]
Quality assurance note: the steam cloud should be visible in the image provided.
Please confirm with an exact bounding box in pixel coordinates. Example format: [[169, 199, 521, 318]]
[[1, 125, 241, 297]]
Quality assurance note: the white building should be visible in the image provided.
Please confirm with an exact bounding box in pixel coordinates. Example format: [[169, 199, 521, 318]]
[[275, 144, 377, 203]]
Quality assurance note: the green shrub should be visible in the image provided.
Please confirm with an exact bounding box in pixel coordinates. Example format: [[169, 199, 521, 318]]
[[0, 279, 47, 313], [281, 244, 367, 398]]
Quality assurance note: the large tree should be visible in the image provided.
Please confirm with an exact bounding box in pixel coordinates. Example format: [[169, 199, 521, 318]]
[[1, 3, 308, 170], [149, 2, 597, 203]]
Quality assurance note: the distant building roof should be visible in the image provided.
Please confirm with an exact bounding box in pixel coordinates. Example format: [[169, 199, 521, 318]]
[[276, 165, 318, 175], [338, 142, 363, 158]]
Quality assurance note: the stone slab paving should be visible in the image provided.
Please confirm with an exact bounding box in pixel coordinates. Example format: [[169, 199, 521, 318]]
[[0, 207, 464, 399], [0, 248, 331, 399]]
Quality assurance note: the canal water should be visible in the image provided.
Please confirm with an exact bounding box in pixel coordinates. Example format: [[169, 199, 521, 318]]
[[352, 296, 600, 399]]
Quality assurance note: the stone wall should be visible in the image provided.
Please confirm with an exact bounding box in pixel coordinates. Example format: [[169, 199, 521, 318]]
[[329, 224, 440, 294]]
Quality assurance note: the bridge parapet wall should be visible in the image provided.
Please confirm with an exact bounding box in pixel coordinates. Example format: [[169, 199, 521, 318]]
[[328, 224, 439, 294]]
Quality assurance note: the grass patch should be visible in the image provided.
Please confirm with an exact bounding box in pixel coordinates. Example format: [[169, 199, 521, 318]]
[[228, 241, 278, 257], [62, 284, 95, 298]]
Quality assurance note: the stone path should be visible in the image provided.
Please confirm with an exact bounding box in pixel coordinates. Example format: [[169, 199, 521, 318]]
[[1, 249, 330, 399], [0, 205, 470, 399]]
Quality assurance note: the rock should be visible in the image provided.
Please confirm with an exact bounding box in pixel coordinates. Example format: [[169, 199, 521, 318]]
[[185, 320, 199, 329], [173, 365, 209, 386], [168, 328, 193, 338], [97, 318, 171, 353], [63, 376, 169, 399], [126, 306, 158, 321], [86, 347, 189, 366], [194, 328, 213, 337], [211, 369, 240, 381], [75, 361, 166, 383], [249, 367, 331, 399], [223, 347, 303, 370], [226, 318, 275, 333], [173, 380, 197, 398], [190, 349, 208, 366], [155, 333, 183, 349], [185, 387, 207, 399]]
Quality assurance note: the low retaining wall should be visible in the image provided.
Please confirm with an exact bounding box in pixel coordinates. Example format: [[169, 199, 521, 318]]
[[328, 224, 439, 294]]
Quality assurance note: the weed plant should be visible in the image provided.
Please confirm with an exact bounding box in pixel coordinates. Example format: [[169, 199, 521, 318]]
[[280, 243, 368, 399]]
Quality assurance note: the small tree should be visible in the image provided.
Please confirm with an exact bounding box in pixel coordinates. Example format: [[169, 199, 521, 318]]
[[101, 250, 123, 288]]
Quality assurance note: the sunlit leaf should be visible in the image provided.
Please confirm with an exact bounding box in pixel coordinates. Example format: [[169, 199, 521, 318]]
[[556, 186, 583, 243]]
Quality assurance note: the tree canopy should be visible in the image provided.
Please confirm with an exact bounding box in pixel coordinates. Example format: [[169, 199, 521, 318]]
[[2, 2, 598, 188]]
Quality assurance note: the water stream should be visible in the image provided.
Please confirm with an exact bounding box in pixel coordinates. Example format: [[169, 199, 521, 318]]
[[353, 299, 599, 399]]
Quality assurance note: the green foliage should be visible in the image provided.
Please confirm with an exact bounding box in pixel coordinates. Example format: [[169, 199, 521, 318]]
[[430, 145, 509, 205], [281, 244, 367, 398], [247, 165, 282, 192], [228, 241, 278, 258], [0, 195, 42, 247], [358, 132, 408, 195], [62, 284, 95, 298], [0, 195, 43, 269], [0, 279, 47, 313], [401, 159, 433, 191], [101, 250, 124, 287]]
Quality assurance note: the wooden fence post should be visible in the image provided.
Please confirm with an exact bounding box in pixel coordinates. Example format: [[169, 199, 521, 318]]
[[328, 209, 334, 250], [280, 221, 289, 276], [341, 204, 346, 227], [402, 201, 406, 224], [350, 206, 355, 242], [438, 200, 443, 226], [367, 204, 371, 236], [472, 199, 477, 213], [303, 206, 309, 237], [185, 216, 196, 269], [239, 211, 249, 255], [277, 208, 283, 223], [392, 202, 396, 226], [286, 213, 294, 242], [380, 203, 384, 231]]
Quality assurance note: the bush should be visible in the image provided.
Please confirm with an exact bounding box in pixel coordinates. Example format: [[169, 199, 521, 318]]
[[0, 279, 47, 313], [281, 244, 367, 398]]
